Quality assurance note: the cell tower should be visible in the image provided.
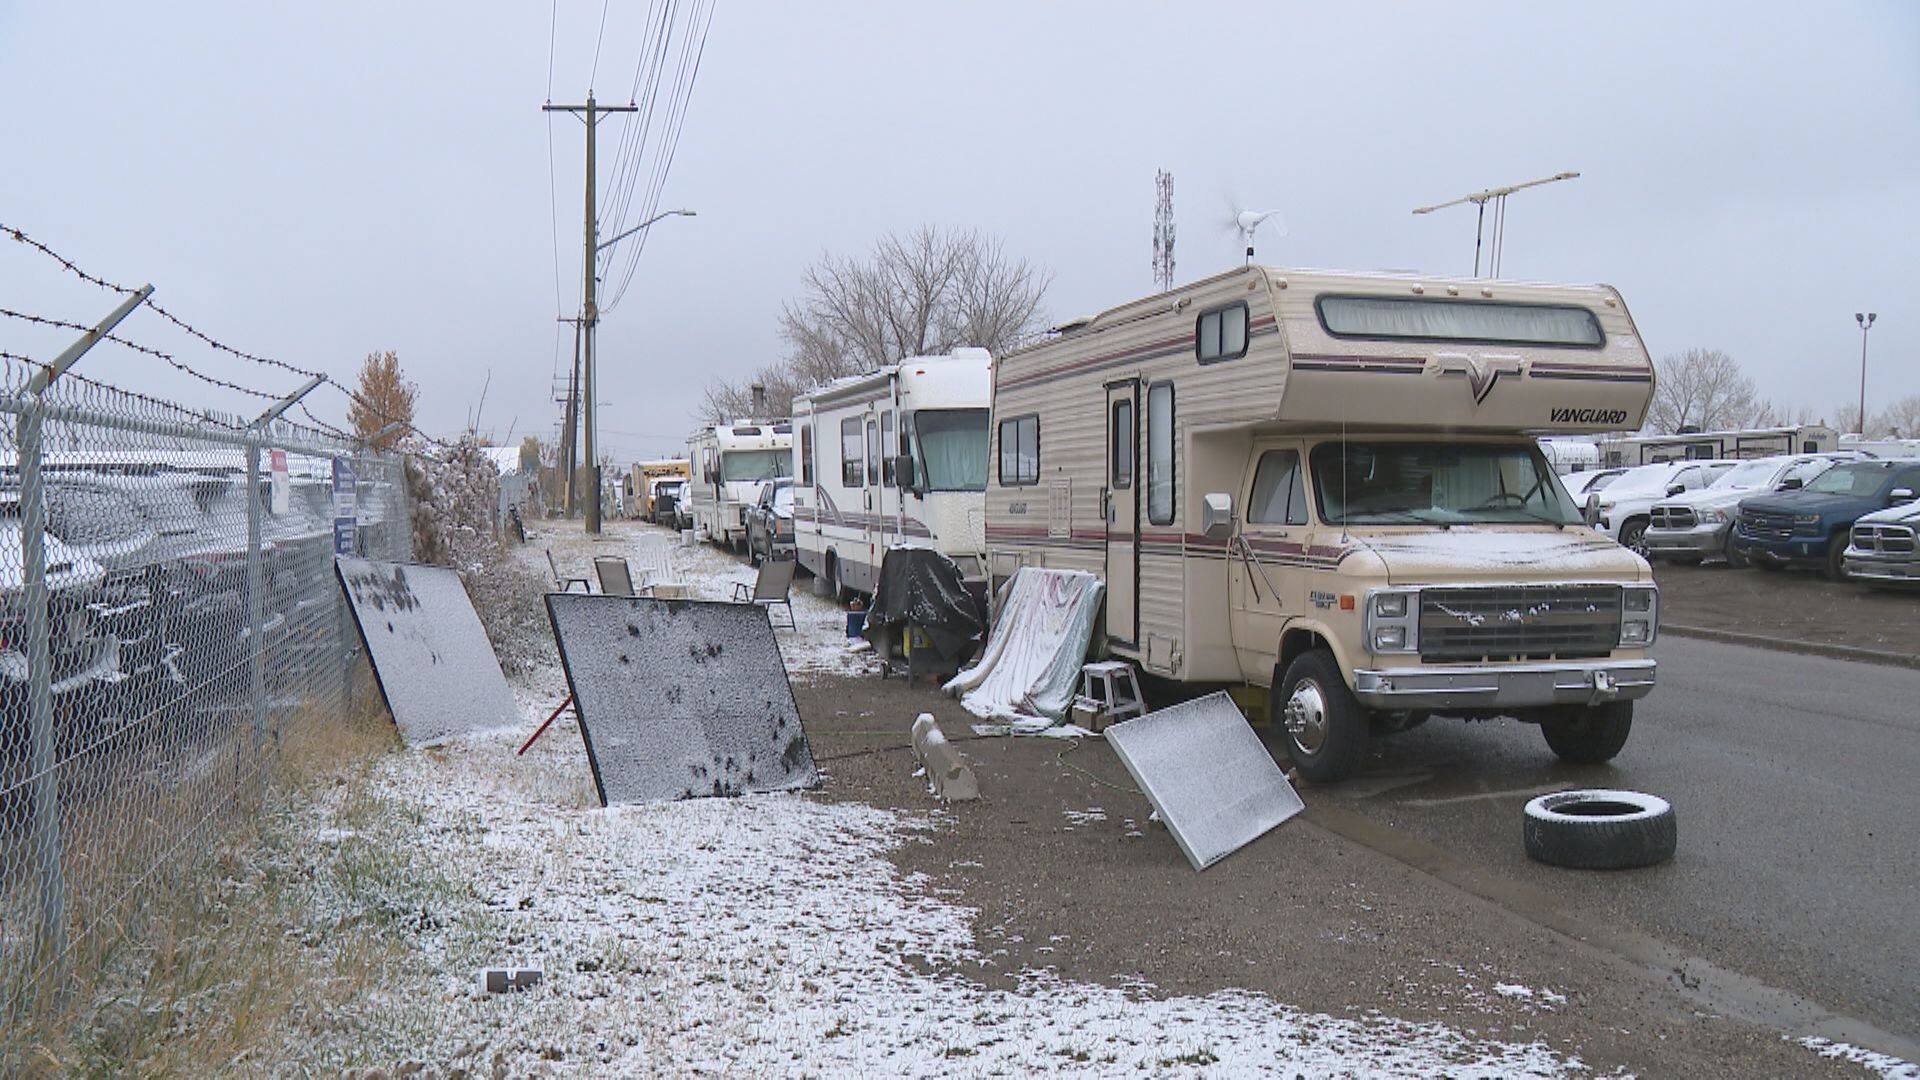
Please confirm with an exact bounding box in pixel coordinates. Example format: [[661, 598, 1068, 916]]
[[1152, 169, 1176, 293]]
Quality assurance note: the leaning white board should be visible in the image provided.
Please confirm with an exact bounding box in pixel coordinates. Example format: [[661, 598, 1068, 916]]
[[1104, 692, 1305, 871], [335, 557, 518, 747]]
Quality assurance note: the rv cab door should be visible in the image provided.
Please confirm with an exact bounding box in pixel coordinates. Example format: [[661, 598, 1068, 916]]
[[1105, 381, 1140, 646]]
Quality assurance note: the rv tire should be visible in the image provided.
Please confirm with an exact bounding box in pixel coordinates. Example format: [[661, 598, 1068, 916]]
[[1272, 650, 1368, 783], [1540, 701, 1633, 764], [824, 552, 846, 603]]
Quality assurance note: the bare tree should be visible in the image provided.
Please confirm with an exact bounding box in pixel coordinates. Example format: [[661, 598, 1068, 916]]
[[703, 226, 1050, 420], [1644, 348, 1763, 433], [1876, 395, 1920, 439]]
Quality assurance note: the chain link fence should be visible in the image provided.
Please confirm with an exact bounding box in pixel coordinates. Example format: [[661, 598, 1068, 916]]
[[0, 358, 409, 1031]]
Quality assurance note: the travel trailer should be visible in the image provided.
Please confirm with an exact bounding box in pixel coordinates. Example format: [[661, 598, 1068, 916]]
[[685, 422, 792, 550], [791, 349, 993, 596], [1598, 424, 1835, 466], [985, 265, 1662, 781]]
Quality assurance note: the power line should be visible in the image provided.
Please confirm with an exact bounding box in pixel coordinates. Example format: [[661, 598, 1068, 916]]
[[589, 0, 611, 91]]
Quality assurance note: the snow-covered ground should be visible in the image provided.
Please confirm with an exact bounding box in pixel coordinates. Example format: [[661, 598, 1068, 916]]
[[256, 523, 1902, 1075]]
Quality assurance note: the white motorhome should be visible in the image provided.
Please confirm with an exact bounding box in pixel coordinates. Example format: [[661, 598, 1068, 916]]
[[1598, 425, 1835, 466], [791, 349, 992, 596], [685, 421, 792, 550], [986, 265, 1662, 781]]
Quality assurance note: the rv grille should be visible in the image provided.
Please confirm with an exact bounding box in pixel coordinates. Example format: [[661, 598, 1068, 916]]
[[1418, 585, 1621, 662], [1736, 509, 1796, 543], [1649, 505, 1696, 529], [1851, 522, 1917, 555]]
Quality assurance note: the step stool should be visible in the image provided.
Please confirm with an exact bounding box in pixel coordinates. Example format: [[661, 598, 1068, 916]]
[[1077, 660, 1146, 730]]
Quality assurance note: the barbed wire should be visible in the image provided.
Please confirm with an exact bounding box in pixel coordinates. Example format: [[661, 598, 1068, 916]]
[[3, 223, 454, 450], [2, 305, 279, 401], [0, 347, 256, 433]]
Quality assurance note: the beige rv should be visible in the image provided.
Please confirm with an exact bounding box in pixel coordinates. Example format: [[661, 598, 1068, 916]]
[[985, 266, 1661, 781]]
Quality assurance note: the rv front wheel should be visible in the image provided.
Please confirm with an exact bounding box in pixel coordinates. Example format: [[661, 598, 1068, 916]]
[[1540, 701, 1633, 764], [1272, 650, 1368, 783]]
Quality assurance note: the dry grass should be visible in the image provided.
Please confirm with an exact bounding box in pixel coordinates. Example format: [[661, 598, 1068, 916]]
[[3, 665, 408, 1078]]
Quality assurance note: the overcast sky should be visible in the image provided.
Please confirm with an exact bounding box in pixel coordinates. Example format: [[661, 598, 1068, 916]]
[[3, 2, 1916, 458]]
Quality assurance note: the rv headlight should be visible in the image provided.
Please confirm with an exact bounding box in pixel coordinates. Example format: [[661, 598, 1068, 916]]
[[1619, 585, 1658, 647], [1364, 588, 1418, 654]]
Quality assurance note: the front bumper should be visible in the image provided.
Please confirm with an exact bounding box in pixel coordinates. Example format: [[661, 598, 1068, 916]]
[[1729, 532, 1827, 564], [1843, 551, 1920, 586], [1643, 522, 1730, 557], [1352, 658, 1656, 711]]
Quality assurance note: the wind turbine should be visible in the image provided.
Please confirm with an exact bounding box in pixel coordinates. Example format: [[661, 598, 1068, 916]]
[[1233, 208, 1284, 266]]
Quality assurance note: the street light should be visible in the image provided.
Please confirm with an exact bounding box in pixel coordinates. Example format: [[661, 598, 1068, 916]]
[[580, 207, 696, 534], [595, 208, 696, 253], [1413, 172, 1579, 278], [1856, 312, 1878, 436]]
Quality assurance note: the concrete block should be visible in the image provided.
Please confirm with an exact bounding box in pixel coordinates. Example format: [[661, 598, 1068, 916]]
[[910, 712, 979, 802]]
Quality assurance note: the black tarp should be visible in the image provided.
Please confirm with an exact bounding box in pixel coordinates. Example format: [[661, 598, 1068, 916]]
[[860, 547, 986, 663]]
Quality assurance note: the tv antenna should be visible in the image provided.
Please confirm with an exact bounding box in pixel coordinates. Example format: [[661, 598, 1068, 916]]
[[1412, 171, 1579, 278]]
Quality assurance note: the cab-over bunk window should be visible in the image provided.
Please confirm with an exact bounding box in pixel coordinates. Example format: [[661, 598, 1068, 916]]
[[1315, 295, 1604, 348]]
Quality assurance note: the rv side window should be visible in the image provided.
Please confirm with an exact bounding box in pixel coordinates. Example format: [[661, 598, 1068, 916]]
[[1147, 382, 1175, 524], [998, 414, 1039, 486], [1248, 450, 1309, 526], [799, 424, 813, 486], [841, 418, 863, 487], [866, 420, 880, 487], [1195, 303, 1250, 364], [1111, 399, 1133, 489], [881, 412, 895, 486]]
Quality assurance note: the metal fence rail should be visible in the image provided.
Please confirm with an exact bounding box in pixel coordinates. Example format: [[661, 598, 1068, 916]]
[[0, 357, 409, 1032]]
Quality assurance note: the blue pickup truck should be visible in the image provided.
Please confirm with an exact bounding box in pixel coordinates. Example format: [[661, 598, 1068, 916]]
[[1730, 459, 1920, 580]]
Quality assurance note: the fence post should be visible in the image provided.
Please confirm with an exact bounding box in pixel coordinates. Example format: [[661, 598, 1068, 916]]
[[244, 436, 267, 751], [15, 392, 67, 991]]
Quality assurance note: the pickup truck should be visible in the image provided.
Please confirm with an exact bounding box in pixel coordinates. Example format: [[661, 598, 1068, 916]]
[[1643, 454, 1848, 566], [1844, 500, 1920, 588], [1730, 459, 1920, 580]]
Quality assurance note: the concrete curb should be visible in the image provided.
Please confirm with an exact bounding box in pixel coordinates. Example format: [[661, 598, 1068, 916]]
[[910, 713, 980, 802], [1663, 623, 1920, 670]]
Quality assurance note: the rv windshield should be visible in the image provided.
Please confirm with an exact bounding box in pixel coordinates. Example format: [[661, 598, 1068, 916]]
[[913, 408, 989, 491], [721, 449, 791, 483], [1310, 441, 1581, 526]]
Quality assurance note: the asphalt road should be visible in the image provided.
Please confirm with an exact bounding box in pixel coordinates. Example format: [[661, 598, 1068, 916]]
[[1313, 633, 1920, 1048]]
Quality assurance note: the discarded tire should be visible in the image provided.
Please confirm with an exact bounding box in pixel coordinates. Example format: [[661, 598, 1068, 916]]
[[1523, 789, 1675, 870]]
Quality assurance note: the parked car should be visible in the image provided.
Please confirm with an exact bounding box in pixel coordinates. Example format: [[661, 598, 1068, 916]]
[[1592, 460, 1737, 555], [1643, 454, 1850, 566], [1844, 500, 1920, 588], [1568, 468, 1627, 498], [0, 507, 124, 827], [744, 479, 794, 565], [1730, 459, 1920, 580]]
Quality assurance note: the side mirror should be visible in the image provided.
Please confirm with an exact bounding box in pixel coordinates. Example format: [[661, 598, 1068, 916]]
[[1201, 492, 1234, 539], [893, 455, 917, 491], [1779, 477, 1804, 491], [1583, 493, 1602, 527], [1890, 487, 1915, 505], [1666, 483, 1686, 497]]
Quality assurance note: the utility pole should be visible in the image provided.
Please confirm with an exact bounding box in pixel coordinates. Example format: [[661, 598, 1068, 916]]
[[545, 92, 637, 534], [557, 317, 582, 516]]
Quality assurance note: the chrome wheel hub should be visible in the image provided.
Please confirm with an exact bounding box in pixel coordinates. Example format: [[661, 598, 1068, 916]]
[[1285, 679, 1329, 754]]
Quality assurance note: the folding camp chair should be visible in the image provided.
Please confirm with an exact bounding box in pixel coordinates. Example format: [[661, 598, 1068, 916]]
[[593, 556, 638, 597], [732, 556, 797, 629], [547, 549, 590, 593]]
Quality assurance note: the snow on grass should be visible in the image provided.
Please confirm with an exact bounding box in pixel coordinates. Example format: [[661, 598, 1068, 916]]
[[1798, 1037, 1920, 1079], [255, 703, 1593, 1076]]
